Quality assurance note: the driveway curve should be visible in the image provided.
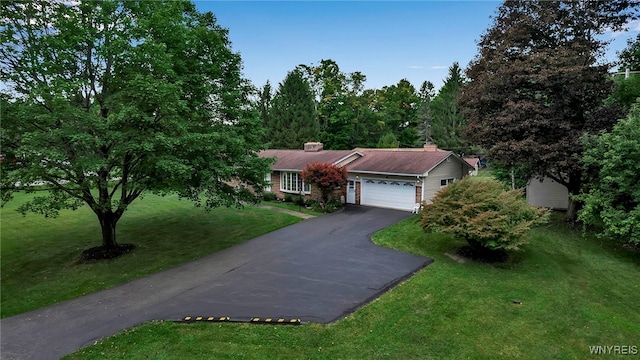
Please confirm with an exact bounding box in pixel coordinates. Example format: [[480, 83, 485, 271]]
[[1, 205, 433, 360]]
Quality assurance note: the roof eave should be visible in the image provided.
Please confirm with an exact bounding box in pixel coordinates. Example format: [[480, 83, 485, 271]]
[[347, 170, 423, 177], [333, 151, 364, 166]]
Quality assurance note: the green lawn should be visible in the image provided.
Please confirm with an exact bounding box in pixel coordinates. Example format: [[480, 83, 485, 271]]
[[0, 192, 302, 318], [65, 214, 640, 359]]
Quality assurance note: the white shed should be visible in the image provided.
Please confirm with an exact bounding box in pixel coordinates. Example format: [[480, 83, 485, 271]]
[[526, 177, 569, 210]]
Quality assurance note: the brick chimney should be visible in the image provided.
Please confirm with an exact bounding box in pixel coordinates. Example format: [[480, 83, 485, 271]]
[[423, 144, 438, 151], [304, 142, 324, 152]]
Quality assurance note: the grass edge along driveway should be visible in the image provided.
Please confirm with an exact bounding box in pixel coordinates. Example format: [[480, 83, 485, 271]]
[[1, 192, 302, 318], [65, 215, 640, 360]]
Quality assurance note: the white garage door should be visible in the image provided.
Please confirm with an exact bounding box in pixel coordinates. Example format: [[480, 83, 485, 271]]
[[361, 178, 416, 211]]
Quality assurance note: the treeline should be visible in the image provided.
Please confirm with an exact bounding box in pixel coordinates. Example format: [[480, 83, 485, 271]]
[[254, 59, 472, 154]]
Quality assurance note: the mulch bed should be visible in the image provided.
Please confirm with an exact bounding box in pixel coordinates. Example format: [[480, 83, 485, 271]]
[[81, 244, 136, 261], [456, 245, 509, 263]]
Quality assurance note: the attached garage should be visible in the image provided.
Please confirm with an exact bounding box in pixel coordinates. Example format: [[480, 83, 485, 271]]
[[361, 178, 416, 211]]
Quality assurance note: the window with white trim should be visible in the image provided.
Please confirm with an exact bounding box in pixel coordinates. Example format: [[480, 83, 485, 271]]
[[280, 172, 311, 194], [264, 173, 272, 192], [440, 178, 455, 188]]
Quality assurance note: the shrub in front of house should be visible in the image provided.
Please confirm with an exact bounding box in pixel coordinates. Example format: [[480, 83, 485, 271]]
[[284, 194, 293, 203], [300, 162, 347, 211], [420, 177, 549, 260], [304, 198, 317, 208], [262, 192, 277, 202], [293, 196, 305, 206]]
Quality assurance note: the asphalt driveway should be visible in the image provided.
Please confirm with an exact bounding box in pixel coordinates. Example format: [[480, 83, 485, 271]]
[[1, 205, 433, 360]]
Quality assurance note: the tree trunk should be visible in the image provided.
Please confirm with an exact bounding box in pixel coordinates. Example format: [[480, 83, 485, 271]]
[[565, 196, 579, 223], [565, 185, 581, 223], [99, 212, 118, 250]]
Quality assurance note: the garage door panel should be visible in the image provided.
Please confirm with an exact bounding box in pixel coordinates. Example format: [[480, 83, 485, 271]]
[[361, 179, 415, 211]]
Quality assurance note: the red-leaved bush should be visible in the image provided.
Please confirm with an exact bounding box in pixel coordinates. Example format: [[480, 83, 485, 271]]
[[300, 162, 348, 206]]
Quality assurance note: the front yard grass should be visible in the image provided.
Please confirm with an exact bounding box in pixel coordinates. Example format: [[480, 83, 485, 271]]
[[1, 191, 302, 318], [65, 214, 640, 359]]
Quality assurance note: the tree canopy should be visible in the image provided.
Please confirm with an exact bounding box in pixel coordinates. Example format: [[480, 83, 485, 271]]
[[611, 34, 640, 110], [578, 103, 640, 245], [430, 62, 467, 153], [461, 0, 637, 219], [0, 0, 272, 258], [266, 70, 318, 149], [619, 33, 640, 72]]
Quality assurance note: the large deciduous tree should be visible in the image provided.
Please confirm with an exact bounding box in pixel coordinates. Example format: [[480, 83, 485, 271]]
[[611, 34, 640, 110], [461, 0, 637, 220], [578, 103, 640, 245], [619, 33, 640, 72], [0, 0, 272, 258], [296, 59, 373, 150], [266, 70, 318, 149], [373, 79, 420, 147]]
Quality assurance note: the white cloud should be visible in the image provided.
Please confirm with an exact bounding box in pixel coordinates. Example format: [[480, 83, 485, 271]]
[[408, 65, 424, 69], [430, 65, 447, 70], [606, 19, 640, 38]]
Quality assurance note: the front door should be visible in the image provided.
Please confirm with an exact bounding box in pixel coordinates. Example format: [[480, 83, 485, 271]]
[[347, 180, 356, 204]]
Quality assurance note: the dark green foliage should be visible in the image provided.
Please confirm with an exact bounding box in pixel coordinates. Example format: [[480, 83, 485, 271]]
[[284, 194, 293, 203], [578, 104, 640, 245], [415, 81, 435, 146], [296, 60, 376, 150], [262, 192, 277, 202], [462, 0, 638, 219], [377, 132, 398, 148], [490, 164, 534, 190], [430, 62, 467, 153], [611, 73, 640, 110], [293, 196, 305, 206], [267, 71, 318, 149], [257, 81, 272, 129], [420, 177, 549, 253], [374, 79, 420, 147], [0, 0, 272, 254], [618, 33, 640, 71], [610, 34, 640, 110]]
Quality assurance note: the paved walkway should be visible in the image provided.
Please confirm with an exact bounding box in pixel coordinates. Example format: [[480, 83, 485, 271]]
[[257, 203, 316, 219], [0, 205, 432, 360]]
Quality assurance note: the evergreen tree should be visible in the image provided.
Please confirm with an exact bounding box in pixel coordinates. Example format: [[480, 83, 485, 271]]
[[416, 81, 435, 146], [267, 71, 318, 149], [431, 62, 466, 153], [257, 81, 272, 129]]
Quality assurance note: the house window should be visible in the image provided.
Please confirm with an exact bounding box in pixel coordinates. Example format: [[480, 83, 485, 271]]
[[264, 173, 271, 192], [440, 178, 455, 188], [280, 172, 310, 194]]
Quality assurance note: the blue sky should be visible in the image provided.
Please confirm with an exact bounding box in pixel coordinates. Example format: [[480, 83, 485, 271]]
[[194, 1, 640, 92]]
